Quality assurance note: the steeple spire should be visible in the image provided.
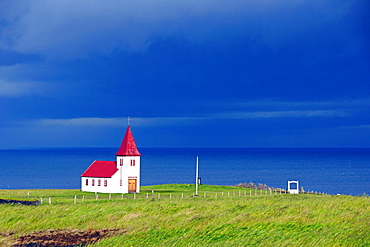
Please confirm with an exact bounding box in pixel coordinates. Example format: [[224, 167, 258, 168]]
[[116, 126, 141, 156]]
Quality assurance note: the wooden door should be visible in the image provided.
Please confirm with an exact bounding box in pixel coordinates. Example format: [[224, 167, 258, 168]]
[[128, 179, 137, 193]]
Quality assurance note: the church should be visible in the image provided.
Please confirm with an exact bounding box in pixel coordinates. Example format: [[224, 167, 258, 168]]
[[81, 125, 141, 193]]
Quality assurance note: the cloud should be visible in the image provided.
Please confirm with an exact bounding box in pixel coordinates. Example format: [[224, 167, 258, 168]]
[[0, 63, 62, 97], [227, 98, 370, 109], [0, 0, 356, 59], [0, 79, 46, 97], [37, 117, 127, 127], [217, 110, 350, 119], [30, 108, 350, 128], [212, 98, 370, 121], [32, 117, 201, 127], [336, 125, 370, 130]]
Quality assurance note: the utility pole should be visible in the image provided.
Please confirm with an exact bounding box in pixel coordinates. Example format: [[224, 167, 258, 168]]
[[195, 156, 199, 196]]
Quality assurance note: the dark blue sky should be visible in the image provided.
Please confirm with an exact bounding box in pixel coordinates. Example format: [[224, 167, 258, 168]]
[[0, 0, 369, 148]]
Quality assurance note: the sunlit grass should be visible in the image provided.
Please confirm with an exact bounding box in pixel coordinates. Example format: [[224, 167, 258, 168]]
[[0, 184, 369, 246]]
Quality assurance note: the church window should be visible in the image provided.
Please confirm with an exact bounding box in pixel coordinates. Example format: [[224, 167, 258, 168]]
[[92, 179, 95, 186], [120, 159, 123, 166], [104, 180, 107, 187], [130, 159, 136, 166], [98, 179, 101, 186], [85, 179, 88, 186], [120, 179, 122, 186]]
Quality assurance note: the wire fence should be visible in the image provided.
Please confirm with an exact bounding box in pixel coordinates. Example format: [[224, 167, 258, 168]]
[[32, 189, 331, 205]]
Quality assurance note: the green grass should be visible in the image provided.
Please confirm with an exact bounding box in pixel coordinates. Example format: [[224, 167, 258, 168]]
[[0, 184, 369, 246]]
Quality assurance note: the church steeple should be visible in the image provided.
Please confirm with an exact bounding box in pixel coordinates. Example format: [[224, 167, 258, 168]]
[[116, 126, 141, 156]]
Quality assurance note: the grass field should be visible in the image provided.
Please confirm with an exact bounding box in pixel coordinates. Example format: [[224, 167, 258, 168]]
[[0, 184, 369, 246]]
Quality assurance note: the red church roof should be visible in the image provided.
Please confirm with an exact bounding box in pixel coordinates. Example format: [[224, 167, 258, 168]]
[[81, 161, 118, 178], [116, 126, 141, 156]]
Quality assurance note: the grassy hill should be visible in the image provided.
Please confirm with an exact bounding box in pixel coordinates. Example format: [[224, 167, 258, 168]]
[[0, 184, 369, 246]]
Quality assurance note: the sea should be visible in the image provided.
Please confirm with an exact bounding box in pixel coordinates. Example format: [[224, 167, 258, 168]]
[[0, 148, 369, 196]]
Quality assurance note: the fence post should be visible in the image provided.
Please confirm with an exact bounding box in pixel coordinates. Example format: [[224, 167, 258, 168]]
[[96, 194, 98, 201], [170, 193, 172, 200], [49, 197, 51, 205], [82, 195, 85, 203], [215, 193, 218, 198], [181, 193, 184, 199], [40, 198, 43, 204], [109, 193, 111, 200], [74, 195, 77, 204], [27, 192, 30, 198], [158, 193, 160, 200], [146, 193, 149, 199], [228, 192, 230, 197], [204, 192, 206, 198], [134, 193, 136, 200]]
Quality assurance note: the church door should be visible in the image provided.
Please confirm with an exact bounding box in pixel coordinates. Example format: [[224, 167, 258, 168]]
[[128, 179, 137, 193]]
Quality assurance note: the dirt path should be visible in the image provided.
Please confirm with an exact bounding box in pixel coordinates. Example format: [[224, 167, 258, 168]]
[[1, 228, 124, 246]]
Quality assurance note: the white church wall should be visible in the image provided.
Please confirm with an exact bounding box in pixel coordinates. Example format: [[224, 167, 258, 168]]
[[81, 177, 114, 193], [117, 155, 141, 193], [81, 173, 126, 194]]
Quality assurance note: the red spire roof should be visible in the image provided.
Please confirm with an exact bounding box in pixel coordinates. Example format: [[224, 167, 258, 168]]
[[81, 161, 118, 178], [116, 126, 141, 156]]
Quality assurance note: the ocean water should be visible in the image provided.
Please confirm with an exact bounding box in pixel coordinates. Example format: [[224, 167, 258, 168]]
[[0, 148, 369, 195]]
